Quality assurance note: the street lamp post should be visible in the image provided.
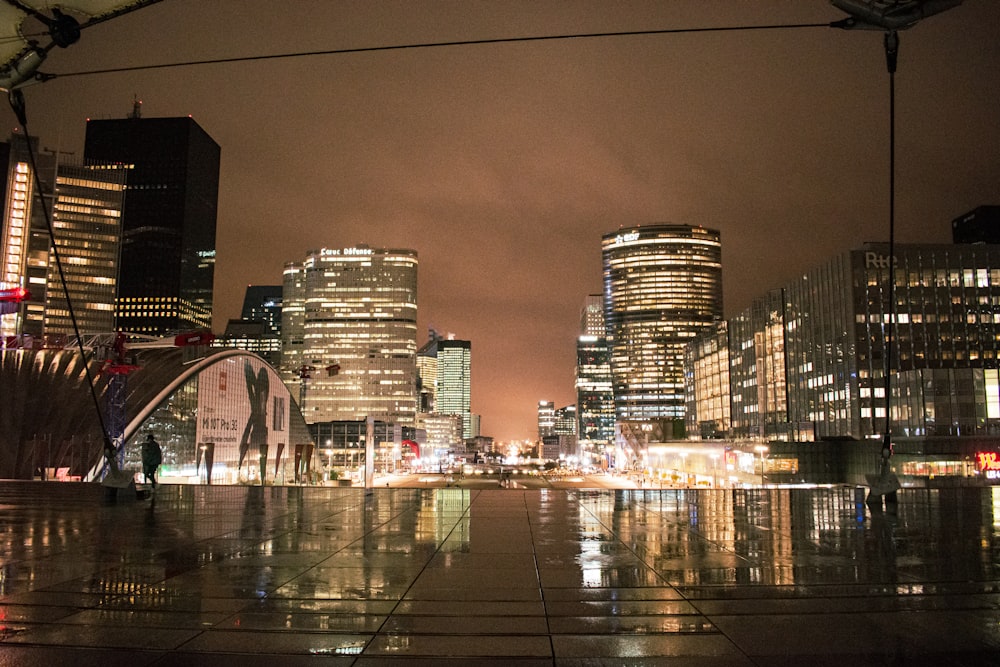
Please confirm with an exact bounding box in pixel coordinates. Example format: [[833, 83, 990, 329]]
[[754, 445, 769, 488]]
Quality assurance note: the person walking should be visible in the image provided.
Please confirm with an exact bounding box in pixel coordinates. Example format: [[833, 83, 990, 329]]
[[141, 434, 162, 488]]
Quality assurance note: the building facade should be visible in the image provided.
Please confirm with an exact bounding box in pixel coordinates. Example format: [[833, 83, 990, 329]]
[[602, 224, 723, 423], [416, 329, 443, 413], [241, 285, 282, 337], [84, 116, 220, 336], [576, 334, 615, 444], [687, 242, 1000, 442], [43, 163, 127, 336], [576, 294, 615, 457], [952, 205, 1000, 245], [280, 246, 418, 425], [214, 319, 281, 366], [436, 339, 473, 438], [537, 400, 555, 439], [684, 321, 732, 440], [0, 135, 127, 343], [580, 293, 605, 336]]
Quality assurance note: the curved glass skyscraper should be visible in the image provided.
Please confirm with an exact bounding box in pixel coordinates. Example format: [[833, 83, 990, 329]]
[[602, 224, 723, 422]]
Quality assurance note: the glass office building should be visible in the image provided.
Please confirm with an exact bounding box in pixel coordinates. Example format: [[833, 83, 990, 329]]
[[436, 339, 473, 438], [84, 116, 220, 336], [576, 334, 615, 446], [684, 321, 732, 440], [688, 242, 1000, 442], [281, 246, 418, 425], [43, 163, 127, 336], [602, 224, 723, 422], [1, 143, 127, 341]]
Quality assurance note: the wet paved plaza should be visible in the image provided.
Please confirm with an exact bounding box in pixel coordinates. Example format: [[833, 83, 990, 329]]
[[0, 481, 998, 665]]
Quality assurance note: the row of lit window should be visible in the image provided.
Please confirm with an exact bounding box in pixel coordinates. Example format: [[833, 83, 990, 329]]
[[56, 177, 125, 192], [857, 312, 1000, 325], [866, 267, 1000, 289]]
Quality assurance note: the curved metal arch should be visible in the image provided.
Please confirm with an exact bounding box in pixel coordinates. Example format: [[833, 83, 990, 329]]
[[122, 348, 268, 444]]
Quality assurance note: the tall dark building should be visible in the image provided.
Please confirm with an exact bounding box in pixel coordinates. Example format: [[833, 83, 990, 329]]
[[953, 205, 1000, 244], [240, 285, 282, 336], [84, 116, 221, 336]]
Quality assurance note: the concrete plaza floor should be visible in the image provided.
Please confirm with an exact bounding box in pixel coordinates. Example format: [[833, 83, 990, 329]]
[[0, 481, 998, 665]]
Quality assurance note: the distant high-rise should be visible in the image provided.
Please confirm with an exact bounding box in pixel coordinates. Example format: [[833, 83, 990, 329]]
[[952, 205, 1000, 244], [215, 318, 281, 366], [437, 339, 473, 438], [416, 329, 444, 413], [576, 294, 615, 450], [581, 294, 605, 336], [281, 246, 418, 425], [1, 134, 56, 340], [84, 116, 220, 336], [537, 400, 555, 439], [602, 224, 723, 422], [280, 262, 306, 386], [241, 285, 282, 336]]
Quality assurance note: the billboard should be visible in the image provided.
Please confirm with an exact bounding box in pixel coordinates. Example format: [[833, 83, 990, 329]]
[[196, 355, 291, 477]]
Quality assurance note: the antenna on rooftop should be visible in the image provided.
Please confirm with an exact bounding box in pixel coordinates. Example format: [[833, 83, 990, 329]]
[[128, 95, 142, 119]]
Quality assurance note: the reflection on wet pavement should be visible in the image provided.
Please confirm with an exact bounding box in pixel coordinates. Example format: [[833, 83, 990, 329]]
[[0, 482, 998, 665]]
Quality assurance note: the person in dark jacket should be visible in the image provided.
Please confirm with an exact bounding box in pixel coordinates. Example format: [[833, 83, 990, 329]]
[[141, 434, 162, 487]]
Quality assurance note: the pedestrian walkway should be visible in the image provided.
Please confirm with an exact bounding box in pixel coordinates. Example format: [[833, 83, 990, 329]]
[[0, 481, 997, 665]]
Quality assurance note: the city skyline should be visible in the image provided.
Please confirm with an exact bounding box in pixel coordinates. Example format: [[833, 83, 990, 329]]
[[1, 1, 997, 440]]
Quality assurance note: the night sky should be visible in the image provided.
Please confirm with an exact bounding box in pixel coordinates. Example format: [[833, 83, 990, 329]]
[[3, 1, 997, 441]]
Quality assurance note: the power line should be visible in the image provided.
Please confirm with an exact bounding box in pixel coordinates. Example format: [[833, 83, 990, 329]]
[[52, 22, 833, 80]]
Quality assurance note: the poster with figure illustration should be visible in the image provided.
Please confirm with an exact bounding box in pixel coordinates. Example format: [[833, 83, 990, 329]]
[[196, 355, 290, 474]]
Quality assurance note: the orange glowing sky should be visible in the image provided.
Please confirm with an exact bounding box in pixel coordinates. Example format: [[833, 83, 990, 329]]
[[3, 1, 997, 440]]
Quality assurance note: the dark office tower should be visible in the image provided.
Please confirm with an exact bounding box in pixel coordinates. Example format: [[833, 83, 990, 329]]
[[602, 224, 723, 422], [84, 116, 221, 336], [952, 205, 1000, 244], [241, 285, 282, 336]]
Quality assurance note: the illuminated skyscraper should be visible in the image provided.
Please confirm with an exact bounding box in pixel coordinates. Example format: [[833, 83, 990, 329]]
[[537, 400, 555, 439], [437, 339, 472, 438], [280, 262, 306, 387], [581, 293, 605, 336], [43, 163, 127, 336], [281, 246, 418, 425], [1, 134, 125, 340], [416, 329, 444, 413], [602, 224, 723, 422], [84, 116, 220, 336], [1, 135, 54, 340], [576, 294, 615, 449]]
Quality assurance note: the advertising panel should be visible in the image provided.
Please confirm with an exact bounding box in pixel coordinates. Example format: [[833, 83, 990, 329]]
[[196, 355, 290, 478]]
